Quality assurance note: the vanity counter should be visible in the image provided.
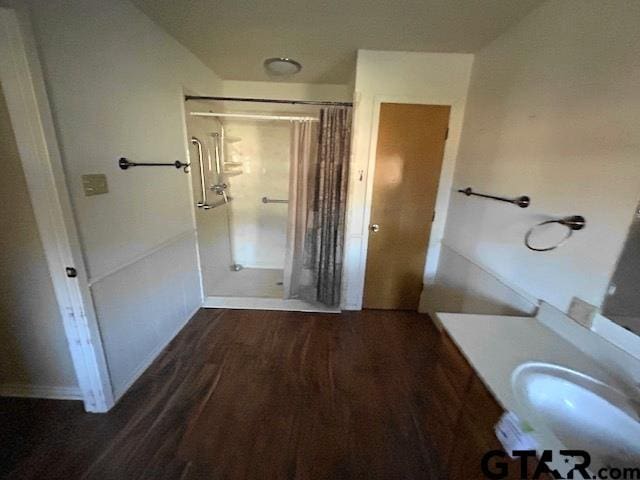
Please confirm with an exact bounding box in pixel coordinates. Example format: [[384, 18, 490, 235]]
[[435, 311, 632, 477]]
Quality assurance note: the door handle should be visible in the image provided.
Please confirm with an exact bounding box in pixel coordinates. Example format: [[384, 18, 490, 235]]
[[369, 224, 380, 233]]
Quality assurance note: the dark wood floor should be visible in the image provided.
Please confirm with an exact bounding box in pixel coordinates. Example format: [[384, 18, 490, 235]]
[[1, 308, 444, 480]]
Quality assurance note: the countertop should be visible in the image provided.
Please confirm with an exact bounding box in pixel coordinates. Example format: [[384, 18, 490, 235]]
[[435, 312, 631, 476]]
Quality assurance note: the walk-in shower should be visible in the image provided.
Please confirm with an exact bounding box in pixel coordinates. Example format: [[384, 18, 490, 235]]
[[184, 96, 352, 310], [186, 100, 314, 300]]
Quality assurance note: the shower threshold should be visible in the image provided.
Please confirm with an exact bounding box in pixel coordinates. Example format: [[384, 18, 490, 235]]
[[203, 296, 340, 314], [208, 268, 284, 298]]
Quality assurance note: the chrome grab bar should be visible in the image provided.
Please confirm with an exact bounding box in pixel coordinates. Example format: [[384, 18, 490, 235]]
[[191, 136, 211, 209], [212, 132, 222, 175], [210, 132, 231, 205], [262, 197, 288, 204]]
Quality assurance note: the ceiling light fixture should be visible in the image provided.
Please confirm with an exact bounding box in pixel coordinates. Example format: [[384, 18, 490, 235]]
[[264, 57, 302, 76]]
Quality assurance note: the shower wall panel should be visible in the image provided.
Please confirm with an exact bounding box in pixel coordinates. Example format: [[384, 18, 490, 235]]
[[186, 113, 233, 294], [224, 120, 290, 269]]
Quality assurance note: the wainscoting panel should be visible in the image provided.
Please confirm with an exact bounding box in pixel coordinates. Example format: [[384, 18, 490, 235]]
[[421, 244, 538, 317], [91, 231, 201, 399]]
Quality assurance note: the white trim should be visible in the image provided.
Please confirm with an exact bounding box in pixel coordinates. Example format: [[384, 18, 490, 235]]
[[0, 8, 114, 412], [0, 384, 83, 401], [88, 229, 196, 286], [204, 296, 340, 313], [190, 111, 319, 122], [113, 305, 201, 399]]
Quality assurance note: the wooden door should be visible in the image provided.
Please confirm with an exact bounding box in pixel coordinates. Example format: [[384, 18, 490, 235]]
[[363, 103, 450, 310]]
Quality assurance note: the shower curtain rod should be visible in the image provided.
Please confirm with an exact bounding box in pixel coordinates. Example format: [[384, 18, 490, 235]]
[[184, 95, 353, 107], [190, 111, 319, 122]]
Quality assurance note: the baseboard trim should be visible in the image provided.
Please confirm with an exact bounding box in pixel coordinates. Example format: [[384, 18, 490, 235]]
[[112, 304, 201, 400], [204, 296, 340, 314], [0, 383, 82, 400]]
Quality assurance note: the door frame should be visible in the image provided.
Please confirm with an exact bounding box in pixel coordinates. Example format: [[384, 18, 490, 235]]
[[0, 7, 114, 412], [357, 95, 456, 309]]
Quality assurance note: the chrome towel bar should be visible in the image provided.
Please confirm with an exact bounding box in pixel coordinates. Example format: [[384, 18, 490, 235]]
[[118, 157, 190, 173], [458, 187, 530, 208]]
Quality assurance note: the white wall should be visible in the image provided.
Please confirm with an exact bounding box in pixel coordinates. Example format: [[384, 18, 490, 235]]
[[436, 0, 640, 316], [343, 50, 474, 310], [224, 119, 291, 269], [0, 83, 79, 396], [424, 246, 538, 317], [26, 0, 223, 398], [222, 80, 352, 103]]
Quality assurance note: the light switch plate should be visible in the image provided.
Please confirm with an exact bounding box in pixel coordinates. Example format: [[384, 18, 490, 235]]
[[82, 174, 108, 196]]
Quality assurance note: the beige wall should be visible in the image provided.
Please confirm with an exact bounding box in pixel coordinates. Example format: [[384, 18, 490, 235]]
[[221, 80, 352, 103], [25, 0, 223, 398], [344, 50, 474, 310], [28, 0, 223, 279], [0, 84, 78, 392], [435, 0, 640, 315]]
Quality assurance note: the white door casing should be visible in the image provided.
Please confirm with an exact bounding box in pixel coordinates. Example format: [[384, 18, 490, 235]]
[[0, 7, 114, 412]]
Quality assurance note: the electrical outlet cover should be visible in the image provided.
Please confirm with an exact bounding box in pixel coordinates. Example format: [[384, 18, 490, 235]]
[[568, 297, 597, 329]]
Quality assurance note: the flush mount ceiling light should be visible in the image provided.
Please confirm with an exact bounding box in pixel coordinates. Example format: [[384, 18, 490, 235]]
[[264, 57, 302, 76]]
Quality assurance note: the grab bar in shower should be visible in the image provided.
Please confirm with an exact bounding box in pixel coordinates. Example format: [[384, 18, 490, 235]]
[[190, 136, 212, 209], [211, 132, 222, 175], [262, 197, 288, 204]]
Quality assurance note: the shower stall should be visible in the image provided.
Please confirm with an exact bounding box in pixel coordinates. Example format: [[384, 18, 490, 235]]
[[185, 97, 348, 310]]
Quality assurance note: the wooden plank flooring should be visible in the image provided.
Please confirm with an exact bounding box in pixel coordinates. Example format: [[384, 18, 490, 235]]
[[0, 308, 443, 479]]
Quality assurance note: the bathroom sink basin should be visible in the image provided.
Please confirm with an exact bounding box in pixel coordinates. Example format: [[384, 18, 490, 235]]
[[511, 362, 640, 466]]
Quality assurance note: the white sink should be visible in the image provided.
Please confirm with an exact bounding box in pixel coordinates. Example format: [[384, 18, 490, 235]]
[[511, 362, 640, 466]]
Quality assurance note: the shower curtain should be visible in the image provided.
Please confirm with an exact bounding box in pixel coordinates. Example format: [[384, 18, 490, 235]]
[[284, 107, 352, 306], [283, 121, 315, 300]]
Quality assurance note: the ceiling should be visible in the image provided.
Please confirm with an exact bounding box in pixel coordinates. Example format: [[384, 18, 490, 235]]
[[132, 0, 544, 84]]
